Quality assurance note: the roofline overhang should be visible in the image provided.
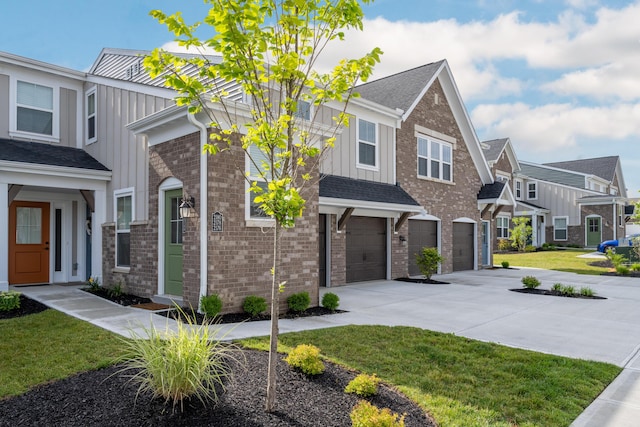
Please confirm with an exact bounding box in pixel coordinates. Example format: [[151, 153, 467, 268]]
[[0, 160, 112, 181], [0, 51, 86, 81], [515, 200, 550, 214], [319, 196, 424, 215], [578, 196, 627, 205]]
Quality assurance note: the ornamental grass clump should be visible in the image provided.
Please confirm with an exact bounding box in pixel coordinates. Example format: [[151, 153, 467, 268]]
[[321, 292, 340, 311], [345, 373, 380, 397], [580, 287, 595, 297], [521, 276, 541, 289], [118, 308, 238, 411], [0, 291, 21, 312], [284, 344, 324, 376], [350, 400, 405, 427]]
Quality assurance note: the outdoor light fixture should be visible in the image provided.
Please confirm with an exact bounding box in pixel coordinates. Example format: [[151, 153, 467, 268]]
[[179, 196, 196, 218]]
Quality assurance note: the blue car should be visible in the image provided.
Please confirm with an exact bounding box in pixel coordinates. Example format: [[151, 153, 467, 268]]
[[597, 234, 640, 253]]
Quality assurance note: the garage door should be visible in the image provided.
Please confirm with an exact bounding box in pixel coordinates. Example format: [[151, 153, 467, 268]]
[[408, 220, 438, 276], [346, 217, 386, 282], [452, 222, 474, 271]]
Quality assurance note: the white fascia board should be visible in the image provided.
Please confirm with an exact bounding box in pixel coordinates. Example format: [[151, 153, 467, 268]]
[[0, 51, 86, 81], [86, 74, 176, 99], [320, 196, 423, 214], [578, 197, 621, 205], [0, 165, 111, 191]]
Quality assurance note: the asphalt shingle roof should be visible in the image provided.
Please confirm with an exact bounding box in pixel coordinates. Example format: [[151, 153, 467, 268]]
[[477, 181, 505, 200], [0, 138, 110, 171], [543, 156, 619, 183], [354, 61, 445, 112], [481, 138, 508, 163], [319, 175, 420, 206]]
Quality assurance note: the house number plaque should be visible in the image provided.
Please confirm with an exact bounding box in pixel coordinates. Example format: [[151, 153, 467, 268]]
[[212, 211, 223, 232]]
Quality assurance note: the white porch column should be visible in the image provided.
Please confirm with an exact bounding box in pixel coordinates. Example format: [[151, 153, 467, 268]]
[[0, 183, 8, 291], [531, 214, 539, 246], [91, 189, 106, 283]]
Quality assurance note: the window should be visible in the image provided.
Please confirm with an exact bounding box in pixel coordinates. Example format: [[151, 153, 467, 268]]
[[115, 189, 134, 268], [417, 136, 452, 182], [16, 80, 54, 136], [86, 88, 97, 143], [553, 216, 568, 241], [294, 100, 311, 120], [496, 216, 510, 239], [357, 119, 377, 168], [514, 179, 523, 200], [527, 182, 537, 200], [247, 145, 272, 220]]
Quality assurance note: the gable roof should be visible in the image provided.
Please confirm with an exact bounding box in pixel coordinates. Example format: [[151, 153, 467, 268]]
[[543, 156, 619, 183], [477, 181, 505, 200], [0, 138, 110, 171], [319, 175, 419, 206], [481, 138, 509, 163], [355, 60, 493, 185], [518, 161, 587, 189]]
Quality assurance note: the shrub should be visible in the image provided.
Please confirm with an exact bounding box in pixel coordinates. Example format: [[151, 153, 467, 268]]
[[541, 243, 557, 251], [606, 249, 627, 269], [551, 283, 563, 292], [521, 276, 541, 289], [0, 291, 21, 312], [631, 264, 640, 272], [560, 285, 575, 296], [345, 373, 380, 397], [497, 238, 510, 252], [118, 308, 237, 411], [350, 400, 405, 427], [616, 265, 630, 276], [108, 280, 124, 298], [524, 245, 537, 253], [287, 291, 310, 312], [200, 294, 223, 318], [414, 247, 444, 280], [510, 217, 532, 252], [284, 344, 324, 376], [86, 276, 100, 291], [580, 287, 595, 297], [243, 295, 267, 317], [321, 292, 340, 311], [501, 261, 509, 269]]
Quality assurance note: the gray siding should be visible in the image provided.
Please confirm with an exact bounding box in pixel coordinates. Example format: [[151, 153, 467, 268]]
[[83, 83, 172, 221], [520, 163, 585, 189], [59, 87, 77, 147], [0, 74, 8, 138], [521, 180, 591, 225]]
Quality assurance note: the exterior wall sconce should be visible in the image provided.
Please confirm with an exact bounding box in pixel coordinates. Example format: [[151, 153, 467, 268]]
[[179, 196, 196, 218], [398, 235, 406, 242]]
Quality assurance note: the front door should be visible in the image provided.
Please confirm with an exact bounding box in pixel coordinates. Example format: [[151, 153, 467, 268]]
[[164, 189, 183, 296], [586, 217, 601, 247], [481, 221, 490, 266], [9, 201, 50, 284]]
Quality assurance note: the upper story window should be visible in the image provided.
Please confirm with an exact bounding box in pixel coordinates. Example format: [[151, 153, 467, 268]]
[[357, 119, 377, 169], [514, 179, 523, 200], [86, 88, 97, 144], [247, 145, 272, 220], [417, 136, 452, 182], [527, 181, 537, 200], [294, 100, 311, 121], [114, 188, 134, 268], [16, 80, 54, 136]]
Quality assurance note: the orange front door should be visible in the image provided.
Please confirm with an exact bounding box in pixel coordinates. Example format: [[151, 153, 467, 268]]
[[9, 201, 50, 285]]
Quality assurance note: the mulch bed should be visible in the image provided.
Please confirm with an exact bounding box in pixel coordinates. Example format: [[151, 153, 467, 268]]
[[158, 306, 347, 325], [82, 287, 152, 306], [510, 288, 606, 299], [395, 277, 449, 285], [0, 295, 49, 320]]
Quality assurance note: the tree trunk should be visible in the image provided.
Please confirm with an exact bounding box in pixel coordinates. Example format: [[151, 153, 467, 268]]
[[265, 225, 281, 412]]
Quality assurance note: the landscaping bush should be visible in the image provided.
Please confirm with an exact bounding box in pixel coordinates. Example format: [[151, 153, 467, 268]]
[[350, 400, 405, 427], [631, 264, 640, 272], [551, 283, 563, 292], [580, 287, 595, 297], [345, 373, 380, 397], [497, 238, 510, 252], [243, 295, 267, 317], [0, 291, 21, 312], [541, 242, 557, 251], [287, 291, 310, 312], [616, 265, 630, 276], [510, 217, 532, 252], [284, 344, 324, 376], [501, 261, 509, 269], [524, 245, 537, 253], [414, 247, 444, 280], [606, 249, 627, 269], [560, 285, 576, 296], [200, 294, 223, 318], [118, 308, 237, 411], [321, 292, 340, 311], [521, 276, 541, 289]]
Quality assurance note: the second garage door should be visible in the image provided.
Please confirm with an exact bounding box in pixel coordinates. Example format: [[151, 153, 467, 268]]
[[408, 220, 438, 276], [452, 222, 475, 271], [346, 216, 386, 282]]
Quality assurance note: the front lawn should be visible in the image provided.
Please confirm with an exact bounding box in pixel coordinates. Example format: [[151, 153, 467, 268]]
[[243, 325, 620, 427], [494, 250, 609, 275]]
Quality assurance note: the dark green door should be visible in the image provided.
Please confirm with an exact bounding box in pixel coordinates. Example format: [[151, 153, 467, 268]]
[[164, 189, 183, 296], [586, 217, 601, 247]]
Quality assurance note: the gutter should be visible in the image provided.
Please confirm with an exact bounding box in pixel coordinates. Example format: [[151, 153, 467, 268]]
[[187, 113, 209, 312]]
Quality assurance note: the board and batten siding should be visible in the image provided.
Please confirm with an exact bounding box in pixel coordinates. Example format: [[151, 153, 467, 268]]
[[320, 105, 395, 184], [535, 181, 592, 224], [0, 74, 9, 138], [82, 83, 173, 222]]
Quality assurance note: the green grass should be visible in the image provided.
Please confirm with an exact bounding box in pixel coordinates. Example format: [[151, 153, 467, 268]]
[[242, 326, 621, 427], [0, 309, 124, 398], [494, 250, 609, 275]]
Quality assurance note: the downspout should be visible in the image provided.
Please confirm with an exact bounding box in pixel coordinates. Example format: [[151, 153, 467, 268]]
[[187, 112, 208, 311]]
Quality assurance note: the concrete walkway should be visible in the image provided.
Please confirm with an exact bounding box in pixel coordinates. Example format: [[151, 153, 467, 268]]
[[13, 267, 640, 426]]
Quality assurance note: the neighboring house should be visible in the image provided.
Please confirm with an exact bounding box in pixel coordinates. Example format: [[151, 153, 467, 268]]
[[514, 157, 627, 248]]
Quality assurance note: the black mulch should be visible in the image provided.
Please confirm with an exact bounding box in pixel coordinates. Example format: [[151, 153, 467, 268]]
[[510, 288, 606, 299], [158, 306, 348, 325], [395, 277, 449, 285], [0, 295, 49, 320], [82, 288, 152, 306], [0, 349, 435, 427]]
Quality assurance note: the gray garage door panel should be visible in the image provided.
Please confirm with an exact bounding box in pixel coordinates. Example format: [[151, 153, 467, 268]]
[[408, 220, 438, 276], [346, 217, 386, 282], [453, 222, 474, 272]]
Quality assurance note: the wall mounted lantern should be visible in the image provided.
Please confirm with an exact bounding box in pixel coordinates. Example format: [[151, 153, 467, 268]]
[[179, 196, 196, 218]]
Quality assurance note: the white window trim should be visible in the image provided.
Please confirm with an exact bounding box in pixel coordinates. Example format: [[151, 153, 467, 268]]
[[553, 215, 569, 241], [9, 76, 60, 143], [114, 187, 135, 269], [356, 118, 379, 171], [245, 148, 275, 226], [496, 215, 511, 239], [527, 181, 538, 201], [416, 134, 453, 183], [86, 86, 97, 144], [514, 179, 523, 201]]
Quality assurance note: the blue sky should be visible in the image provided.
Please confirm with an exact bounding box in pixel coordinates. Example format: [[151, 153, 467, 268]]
[[2, 0, 640, 196]]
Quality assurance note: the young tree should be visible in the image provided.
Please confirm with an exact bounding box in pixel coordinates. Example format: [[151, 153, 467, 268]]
[[145, 0, 381, 412], [510, 217, 532, 252]]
